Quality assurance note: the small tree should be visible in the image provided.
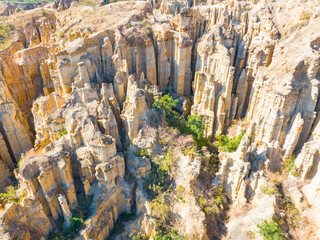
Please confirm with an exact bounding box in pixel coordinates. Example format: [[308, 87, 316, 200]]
[[215, 132, 244, 152], [257, 219, 283, 240], [153, 94, 178, 114], [284, 155, 299, 177]]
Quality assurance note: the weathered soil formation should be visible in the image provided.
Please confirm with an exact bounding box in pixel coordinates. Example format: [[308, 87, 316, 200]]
[[0, 0, 319, 239]]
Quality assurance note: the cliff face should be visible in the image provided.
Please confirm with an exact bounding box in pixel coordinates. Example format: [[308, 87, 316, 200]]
[[0, 0, 319, 239]]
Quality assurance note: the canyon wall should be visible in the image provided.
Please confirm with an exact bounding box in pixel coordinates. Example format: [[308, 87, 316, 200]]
[[0, 0, 319, 239]]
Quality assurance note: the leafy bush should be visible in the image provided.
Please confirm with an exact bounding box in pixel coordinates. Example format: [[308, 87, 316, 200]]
[[153, 94, 207, 148], [176, 185, 185, 195], [41, 8, 46, 16], [136, 148, 149, 158], [302, 12, 311, 20], [47, 198, 92, 240], [113, 222, 125, 234], [149, 193, 169, 226], [284, 155, 299, 177], [0, 185, 24, 204], [132, 235, 148, 240], [182, 146, 197, 156], [55, 129, 68, 138], [215, 132, 244, 152], [145, 160, 170, 198], [260, 186, 277, 195], [186, 113, 206, 147], [197, 188, 225, 215], [144, 147, 175, 199], [257, 219, 283, 240], [159, 148, 174, 173], [153, 94, 178, 114], [283, 198, 302, 228]]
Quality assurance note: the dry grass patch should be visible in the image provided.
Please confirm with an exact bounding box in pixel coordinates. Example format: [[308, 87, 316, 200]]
[[0, 22, 15, 50]]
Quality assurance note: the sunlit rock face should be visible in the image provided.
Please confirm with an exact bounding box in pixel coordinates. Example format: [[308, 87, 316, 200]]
[[0, 0, 319, 239]]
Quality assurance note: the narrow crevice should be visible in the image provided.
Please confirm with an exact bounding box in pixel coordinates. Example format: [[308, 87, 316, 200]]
[[0, 122, 17, 165]]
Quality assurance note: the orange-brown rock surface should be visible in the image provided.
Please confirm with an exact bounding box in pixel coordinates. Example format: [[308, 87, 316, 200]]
[[0, 0, 319, 239]]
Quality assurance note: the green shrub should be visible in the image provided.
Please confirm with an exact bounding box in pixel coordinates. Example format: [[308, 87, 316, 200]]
[[283, 198, 302, 228], [197, 188, 225, 215], [144, 146, 176, 199], [132, 235, 148, 240], [41, 8, 46, 16], [47, 200, 92, 240], [260, 186, 277, 195], [153, 94, 178, 113], [70, 217, 83, 232], [149, 193, 169, 225], [284, 155, 299, 177], [176, 185, 185, 195], [144, 154, 171, 199], [159, 148, 174, 173], [257, 219, 283, 240], [153, 94, 207, 148], [302, 13, 311, 20], [136, 148, 149, 158], [182, 146, 197, 156], [215, 132, 244, 152], [113, 222, 125, 234], [0, 185, 24, 204], [186, 113, 207, 147], [55, 129, 68, 138]]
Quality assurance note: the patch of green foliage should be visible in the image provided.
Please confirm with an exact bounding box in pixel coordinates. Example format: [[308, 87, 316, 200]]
[[47, 214, 85, 239], [153, 94, 207, 148], [200, 148, 219, 178], [47, 196, 92, 240], [198, 188, 225, 215], [132, 235, 148, 240], [136, 148, 149, 158], [0, 185, 24, 204], [260, 185, 278, 195], [257, 219, 283, 240], [284, 155, 299, 177], [17, 158, 23, 168], [158, 148, 174, 173], [144, 148, 174, 199], [284, 198, 302, 228], [55, 129, 68, 138], [41, 8, 46, 16], [302, 12, 311, 20], [150, 192, 169, 226], [215, 131, 244, 152], [152, 94, 178, 113], [260, 186, 277, 195], [153, 230, 187, 240], [182, 146, 197, 156]]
